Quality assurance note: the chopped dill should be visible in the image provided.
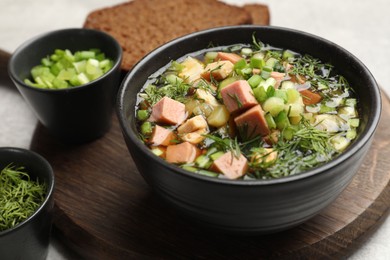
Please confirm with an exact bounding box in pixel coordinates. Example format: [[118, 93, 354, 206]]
[[251, 33, 263, 50], [227, 93, 243, 108], [0, 164, 47, 231], [290, 55, 334, 88], [258, 119, 337, 179], [204, 134, 241, 158], [141, 77, 191, 105]]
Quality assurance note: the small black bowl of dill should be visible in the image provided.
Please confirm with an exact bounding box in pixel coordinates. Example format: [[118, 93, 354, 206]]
[[0, 147, 55, 260]]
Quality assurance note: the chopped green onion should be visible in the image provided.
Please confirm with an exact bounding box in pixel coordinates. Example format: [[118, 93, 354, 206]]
[[247, 74, 262, 88], [282, 50, 295, 60], [197, 169, 219, 177], [253, 86, 267, 103], [250, 56, 265, 69], [234, 59, 247, 70], [261, 66, 273, 79], [266, 57, 278, 68], [275, 110, 290, 130], [24, 48, 114, 89], [195, 155, 212, 168], [241, 48, 253, 56], [265, 113, 276, 129], [205, 51, 218, 63]]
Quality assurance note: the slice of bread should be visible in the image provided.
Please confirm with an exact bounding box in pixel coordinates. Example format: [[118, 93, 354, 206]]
[[84, 0, 269, 71], [243, 4, 270, 25]]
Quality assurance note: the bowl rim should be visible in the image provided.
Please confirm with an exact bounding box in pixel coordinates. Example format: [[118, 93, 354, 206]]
[[8, 27, 123, 93], [117, 25, 382, 186], [0, 147, 55, 236]]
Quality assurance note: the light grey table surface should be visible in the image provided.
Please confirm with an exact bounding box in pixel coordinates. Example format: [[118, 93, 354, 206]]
[[1, 0, 389, 259]]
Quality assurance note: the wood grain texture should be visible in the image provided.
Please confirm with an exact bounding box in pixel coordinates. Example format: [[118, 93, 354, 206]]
[[29, 91, 390, 259]]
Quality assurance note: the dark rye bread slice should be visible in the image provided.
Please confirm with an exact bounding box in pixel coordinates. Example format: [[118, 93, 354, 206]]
[[243, 4, 270, 25], [83, 0, 253, 71]]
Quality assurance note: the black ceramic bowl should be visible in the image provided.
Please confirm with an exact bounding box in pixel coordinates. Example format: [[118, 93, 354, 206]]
[[117, 26, 381, 234], [9, 28, 122, 143], [0, 147, 55, 259]]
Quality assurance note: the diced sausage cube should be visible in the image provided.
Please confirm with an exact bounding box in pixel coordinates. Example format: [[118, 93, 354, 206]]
[[149, 96, 187, 125], [166, 142, 200, 164], [217, 52, 243, 64], [149, 125, 176, 146], [299, 89, 322, 105], [211, 151, 248, 179], [221, 80, 258, 113], [234, 104, 270, 140], [201, 60, 234, 81], [270, 71, 286, 88]]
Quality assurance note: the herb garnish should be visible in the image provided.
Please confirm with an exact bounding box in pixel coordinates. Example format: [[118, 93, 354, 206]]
[[0, 164, 47, 231], [251, 33, 263, 50], [141, 79, 191, 105], [253, 119, 337, 179], [290, 55, 333, 87], [205, 135, 241, 159], [227, 93, 243, 108]]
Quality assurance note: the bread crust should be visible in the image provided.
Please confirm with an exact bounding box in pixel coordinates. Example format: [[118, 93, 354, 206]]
[[84, 0, 268, 71]]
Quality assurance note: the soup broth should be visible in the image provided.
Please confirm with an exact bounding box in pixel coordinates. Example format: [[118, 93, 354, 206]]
[[134, 37, 359, 180]]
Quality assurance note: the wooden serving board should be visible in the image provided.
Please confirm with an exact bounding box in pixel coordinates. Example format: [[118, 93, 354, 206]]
[[27, 91, 390, 259]]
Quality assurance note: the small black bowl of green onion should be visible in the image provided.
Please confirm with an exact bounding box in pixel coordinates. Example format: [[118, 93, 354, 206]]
[[8, 28, 123, 143], [0, 147, 55, 260]]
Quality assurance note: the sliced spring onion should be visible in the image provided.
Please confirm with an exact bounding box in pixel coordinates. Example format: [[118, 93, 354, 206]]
[[195, 155, 212, 168], [234, 59, 247, 70], [247, 74, 262, 88], [261, 66, 273, 79], [250, 56, 264, 69], [265, 57, 278, 68], [240, 48, 253, 57], [265, 113, 276, 129], [24, 48, 113, 89], [253, 86, 267, 103]]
